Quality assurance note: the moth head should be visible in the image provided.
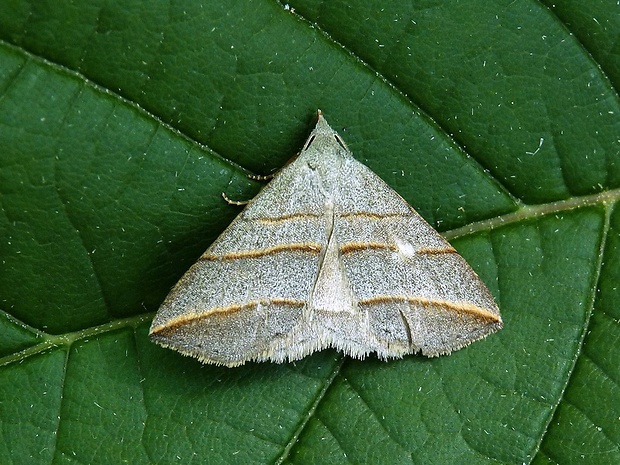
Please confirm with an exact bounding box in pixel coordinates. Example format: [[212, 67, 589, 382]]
[[302, 110, 349, 152]]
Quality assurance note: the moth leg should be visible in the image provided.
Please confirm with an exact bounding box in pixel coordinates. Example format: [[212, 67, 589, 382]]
[[221, 192, 250, 206], [221, 168, 279, 205]]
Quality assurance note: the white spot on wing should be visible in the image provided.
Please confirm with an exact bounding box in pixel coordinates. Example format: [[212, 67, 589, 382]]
[[394, 237, 416, 258]]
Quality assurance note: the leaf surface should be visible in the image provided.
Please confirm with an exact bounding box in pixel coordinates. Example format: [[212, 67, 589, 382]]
[[0, 1, 618, 464]]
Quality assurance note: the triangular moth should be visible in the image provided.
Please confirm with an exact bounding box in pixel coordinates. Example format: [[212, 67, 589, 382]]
[[150, 112, 502, 366]]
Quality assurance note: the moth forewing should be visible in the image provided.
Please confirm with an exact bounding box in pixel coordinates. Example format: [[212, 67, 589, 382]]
[[150, 112, 502, 367]]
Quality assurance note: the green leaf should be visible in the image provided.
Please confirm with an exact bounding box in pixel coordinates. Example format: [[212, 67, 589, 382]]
[[0, 1, 618, 464]]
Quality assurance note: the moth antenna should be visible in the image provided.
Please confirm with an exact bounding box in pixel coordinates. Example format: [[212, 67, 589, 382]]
[[248, 172, 274, 181]]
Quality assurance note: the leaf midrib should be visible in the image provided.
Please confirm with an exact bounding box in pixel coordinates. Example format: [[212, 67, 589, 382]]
[[3, 188, 616, 367]]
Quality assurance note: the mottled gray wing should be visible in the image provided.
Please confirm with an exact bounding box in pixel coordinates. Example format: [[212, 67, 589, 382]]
[[149, 151, 333, 366], [333, 156, 501, 358]]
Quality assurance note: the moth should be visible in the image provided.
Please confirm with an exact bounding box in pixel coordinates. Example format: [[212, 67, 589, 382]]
[[150, 112, 502, 366]]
